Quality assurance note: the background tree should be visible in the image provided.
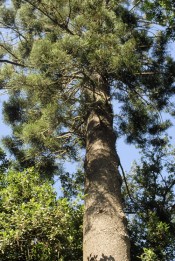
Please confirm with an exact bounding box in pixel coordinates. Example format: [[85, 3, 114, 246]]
[[0, 0, 175, 260], [124, 134, 175, 261], [0, 167, 83, 261]]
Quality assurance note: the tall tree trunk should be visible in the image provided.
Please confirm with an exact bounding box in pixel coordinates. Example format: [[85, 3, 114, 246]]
[[83, 79, 130, 261]]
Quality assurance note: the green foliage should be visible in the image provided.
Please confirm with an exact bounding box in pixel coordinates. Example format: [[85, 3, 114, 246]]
[[59, 168, 84, 199], [140, 248, 158, 261], [136, 0, 175, 38], [1, 134, 59, 179], [0, 147, 9, 173], [125, 138, 175, 261], [0, 168, 83, 261]]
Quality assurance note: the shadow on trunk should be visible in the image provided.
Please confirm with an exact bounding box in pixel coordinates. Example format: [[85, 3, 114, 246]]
[[87, 253, 115, 260]]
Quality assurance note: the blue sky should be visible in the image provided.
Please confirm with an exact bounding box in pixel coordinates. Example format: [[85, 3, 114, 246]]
[[0, 92, 11, 137]]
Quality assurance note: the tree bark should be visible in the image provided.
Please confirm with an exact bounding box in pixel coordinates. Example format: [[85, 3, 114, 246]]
[[83, 80, 130, 261]]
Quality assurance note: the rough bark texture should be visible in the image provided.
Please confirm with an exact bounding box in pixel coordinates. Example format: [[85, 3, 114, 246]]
[[83, 81, 130, 261]]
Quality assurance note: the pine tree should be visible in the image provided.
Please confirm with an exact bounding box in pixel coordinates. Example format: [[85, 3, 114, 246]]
[[1, 1, 175, 260]]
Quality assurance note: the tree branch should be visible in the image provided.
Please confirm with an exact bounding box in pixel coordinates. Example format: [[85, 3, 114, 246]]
[[0, 59, 26, 67]]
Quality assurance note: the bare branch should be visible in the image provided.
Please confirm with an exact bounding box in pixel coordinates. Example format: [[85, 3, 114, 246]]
[[0, 59, 26, 67], [0, 43, 19, 61]]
